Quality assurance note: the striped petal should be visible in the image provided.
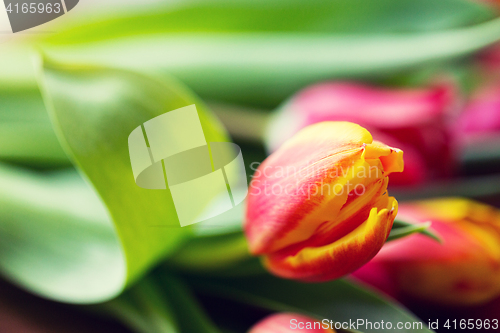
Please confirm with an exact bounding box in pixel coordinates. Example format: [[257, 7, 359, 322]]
[[245, 121, 403, 281]]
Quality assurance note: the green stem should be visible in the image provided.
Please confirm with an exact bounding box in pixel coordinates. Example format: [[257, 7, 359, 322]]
[[389, 219, 441, 243], [96, 277, 178, 333], [97, 274, 221, 333]]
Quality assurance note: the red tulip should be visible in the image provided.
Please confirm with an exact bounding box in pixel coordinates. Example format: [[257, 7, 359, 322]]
[[248, 313, 335, 333], [266, 82, 456, 186], [245, 122, 404, 281], [352, 198, 500, 306]]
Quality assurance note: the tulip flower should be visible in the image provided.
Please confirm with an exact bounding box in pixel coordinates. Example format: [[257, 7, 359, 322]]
[[352, 198, 500, 306], [456, 44, 500, 145], [245, 121, 404, 281], [457, 84, 500, 138], [265, 81, 456, 185], [249, 313, 335, 333]]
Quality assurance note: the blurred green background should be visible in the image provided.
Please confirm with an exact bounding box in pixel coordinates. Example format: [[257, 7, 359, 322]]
[[1, 0, 500, 332]]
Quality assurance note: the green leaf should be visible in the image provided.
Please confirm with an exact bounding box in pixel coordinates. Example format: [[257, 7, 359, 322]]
[[36, 14, 500, 106], [188, 274, 433, 333], [44, 0, 493, 45], [0, 164, 124, 303], [99, 277, 178, 333], [164, 197, 255, 273], [1, 1, 499, 107], [1, 58, 230, 303], [167, 232, 251, 274], [100, 274, 221, 333], [0, 90, 68, 166], [388, 219, 442, 243], [156, 275, 221, 333]]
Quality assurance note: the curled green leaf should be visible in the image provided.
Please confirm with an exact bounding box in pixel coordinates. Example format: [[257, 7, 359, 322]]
[[0, 58, 229, 303]]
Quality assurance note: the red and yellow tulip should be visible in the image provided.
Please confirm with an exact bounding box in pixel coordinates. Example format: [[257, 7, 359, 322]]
[[249, 313, 335, 333], [353, 198, 500, 305], [245, 122, 404, 281]]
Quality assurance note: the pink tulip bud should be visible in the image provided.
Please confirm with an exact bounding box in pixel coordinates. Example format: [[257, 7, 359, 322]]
[[352, 198, 500, 306], [248, 313, 335, 333], [266, 82, 456, 185], [245, 122, 404, 281]]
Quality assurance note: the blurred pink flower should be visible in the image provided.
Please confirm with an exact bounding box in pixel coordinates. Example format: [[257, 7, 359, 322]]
[[456, 44, 500, 146], [352, 198, 500, 306], [248, 313, 335, 333], [265, 82, 457, 186], [457, 84, 500, 136]]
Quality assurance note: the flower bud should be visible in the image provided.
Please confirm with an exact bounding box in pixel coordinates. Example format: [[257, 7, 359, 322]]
[[353, 198, 500, 305], [245, 122, 403, 281], [265, 82, 455, 185], [248, 313, 335, 333]]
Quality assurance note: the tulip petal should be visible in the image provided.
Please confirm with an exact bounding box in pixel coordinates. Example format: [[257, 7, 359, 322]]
[[264, 198, 397, 281], [365, 140, 404, 175]]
